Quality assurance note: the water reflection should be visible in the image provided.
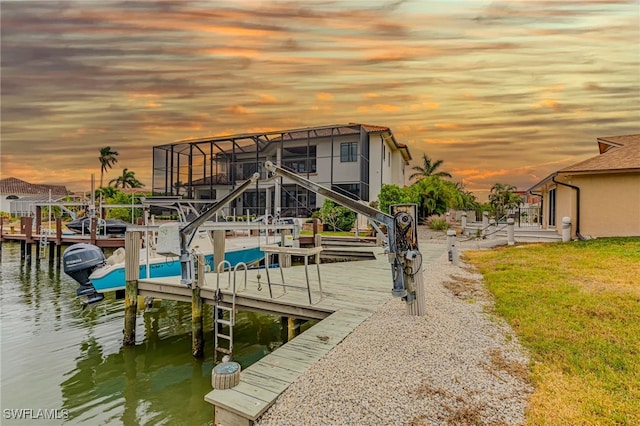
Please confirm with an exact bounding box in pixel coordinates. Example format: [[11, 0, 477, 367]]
[[1, 243, 297, 425]]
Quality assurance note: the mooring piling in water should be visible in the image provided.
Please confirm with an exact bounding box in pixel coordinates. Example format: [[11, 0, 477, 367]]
[[192, 253, 205, 357], [123, 231, 141, 345]]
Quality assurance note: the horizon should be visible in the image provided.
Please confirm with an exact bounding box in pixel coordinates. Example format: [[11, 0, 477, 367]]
[[2, 1, 638, 199]]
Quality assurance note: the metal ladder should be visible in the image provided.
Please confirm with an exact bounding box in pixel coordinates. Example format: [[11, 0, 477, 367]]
[[39, 227, 49, 257], [213, 261, 248, 363]]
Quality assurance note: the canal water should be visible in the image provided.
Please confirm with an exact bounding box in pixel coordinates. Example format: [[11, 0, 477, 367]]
[[0, 243, 303, 425]]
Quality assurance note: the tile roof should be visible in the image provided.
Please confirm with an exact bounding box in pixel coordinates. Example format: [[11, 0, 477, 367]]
[[0, 177, 69, 196], [559, 134, 640, 174]]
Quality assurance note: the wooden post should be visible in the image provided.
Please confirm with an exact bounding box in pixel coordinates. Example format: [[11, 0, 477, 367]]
[[280, 317, 289, 343], [48, 241, 55, 264], [35, 206, 42, 235], [123, 231, 141, 345], [22, 216, 33, 240], [56, 244, 62, 267], [405, 255, 426, 316], [22, 217, 33, 263], [212, 230, 226, 271], [280, 230, 291, 267], [314, 233, 322, 263], [192, 254, 205, 357], [287, 317, 301, 340], [90, 217, 97, 245], [55, 217, 62, 244], [55, 217, 62, 266]]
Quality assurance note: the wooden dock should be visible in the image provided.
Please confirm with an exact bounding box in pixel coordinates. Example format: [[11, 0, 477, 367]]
[[138, 243, 445, 425]]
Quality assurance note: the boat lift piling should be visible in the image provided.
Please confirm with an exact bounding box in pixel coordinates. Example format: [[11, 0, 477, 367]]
[[192, 254, 205, 357], [123, 231, 141, 345]]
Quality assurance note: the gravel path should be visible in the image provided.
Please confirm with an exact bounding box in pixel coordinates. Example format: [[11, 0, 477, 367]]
[[255, 231, 532, 426]]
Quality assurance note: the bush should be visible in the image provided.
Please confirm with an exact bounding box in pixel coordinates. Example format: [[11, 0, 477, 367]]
[[428, 218, 449, 231], [319, 199, 355, 232]]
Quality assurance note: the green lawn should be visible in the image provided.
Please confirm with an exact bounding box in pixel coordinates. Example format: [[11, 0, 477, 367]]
[[464, 238, 640, 426]]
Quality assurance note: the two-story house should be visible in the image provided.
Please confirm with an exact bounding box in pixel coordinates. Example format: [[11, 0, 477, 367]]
[[152, 123, 411, 217]]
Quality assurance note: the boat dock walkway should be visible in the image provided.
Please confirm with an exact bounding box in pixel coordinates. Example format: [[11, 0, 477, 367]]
[[138, 242, 444, 425]]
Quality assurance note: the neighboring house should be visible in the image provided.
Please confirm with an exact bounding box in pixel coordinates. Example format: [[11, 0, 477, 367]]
[[528, 134, 640, 238], [152, 123, 412, 217], [0, 177, 69, 216]]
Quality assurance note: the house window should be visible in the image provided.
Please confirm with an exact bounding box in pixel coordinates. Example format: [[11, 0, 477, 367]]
[[332, 184, 360, 200], [283, 145, 316, 173], [548, 188, 556, 227], [340, 142, 357, 162]]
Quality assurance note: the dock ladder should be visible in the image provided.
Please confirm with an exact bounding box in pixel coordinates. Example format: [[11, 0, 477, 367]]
[[39, 227, 49, 257], [213, 261, 248, 363]]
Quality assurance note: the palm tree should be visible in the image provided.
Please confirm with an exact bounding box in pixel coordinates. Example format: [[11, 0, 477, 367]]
[[409, 153, 452, 181], [454, 181, 478, 210], [488, 183, 520, 219], [99, 147, 119, 188], [109, 168, 144, 189]]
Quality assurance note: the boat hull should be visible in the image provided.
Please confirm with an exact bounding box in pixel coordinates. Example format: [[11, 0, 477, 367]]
[[89, 246, 265, 292]]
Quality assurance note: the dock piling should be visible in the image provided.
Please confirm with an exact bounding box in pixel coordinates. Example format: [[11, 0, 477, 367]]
[[123, 231, 141, 345], [192, 254, 205, 357]]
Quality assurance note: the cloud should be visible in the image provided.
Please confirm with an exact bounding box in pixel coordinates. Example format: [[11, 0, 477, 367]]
[[1, 0, 638, 196], [315, 92, 334, 101]]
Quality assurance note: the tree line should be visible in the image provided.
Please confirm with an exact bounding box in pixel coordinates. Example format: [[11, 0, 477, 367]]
[[377, 153, 522, 224], [94, 147, 522, 227]]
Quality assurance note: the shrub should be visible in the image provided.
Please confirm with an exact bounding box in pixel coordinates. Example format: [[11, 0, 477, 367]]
[[429, 218, 449, 231], [319, 199, 355, 232]]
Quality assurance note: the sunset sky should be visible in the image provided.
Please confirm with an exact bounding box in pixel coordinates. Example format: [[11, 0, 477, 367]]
[[1, 0, 638, 200]]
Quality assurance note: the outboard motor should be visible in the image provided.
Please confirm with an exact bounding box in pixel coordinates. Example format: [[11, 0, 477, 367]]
[[63, 243, 106, 305]]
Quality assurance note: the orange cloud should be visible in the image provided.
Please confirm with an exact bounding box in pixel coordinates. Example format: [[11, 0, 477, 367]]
[[423, 138, 459, 145], [224, 105, 249, 115], [206, 47, 260, 57], [409, 102, 439, 111], [357, 103, 401, 113], [315, 92, 334, 101], [535, 99, 560, 110], [258, 94, 278, 104], [434, 123, 460, 129]]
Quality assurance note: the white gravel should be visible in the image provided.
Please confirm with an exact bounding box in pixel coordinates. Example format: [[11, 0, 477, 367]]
[[255, 234, 533, 426]]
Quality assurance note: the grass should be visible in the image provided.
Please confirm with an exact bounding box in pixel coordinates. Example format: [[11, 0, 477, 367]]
[[463, 237, 640, 425]]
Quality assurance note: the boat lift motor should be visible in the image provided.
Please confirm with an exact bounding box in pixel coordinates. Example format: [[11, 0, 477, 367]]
[[263, 161, 420, 304]]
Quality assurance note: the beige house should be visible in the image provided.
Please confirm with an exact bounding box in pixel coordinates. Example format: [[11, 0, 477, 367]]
[[528, 134, 640, 238]]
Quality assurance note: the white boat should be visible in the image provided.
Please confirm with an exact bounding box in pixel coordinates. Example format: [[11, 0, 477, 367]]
[[94, 232, 267, 291], [62, 176, 299, 304]]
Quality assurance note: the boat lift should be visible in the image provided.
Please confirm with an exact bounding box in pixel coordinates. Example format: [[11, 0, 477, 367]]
[[179, 173, 261, 286], [263, 161, 421, 304], [165, 162, 422, 306]]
